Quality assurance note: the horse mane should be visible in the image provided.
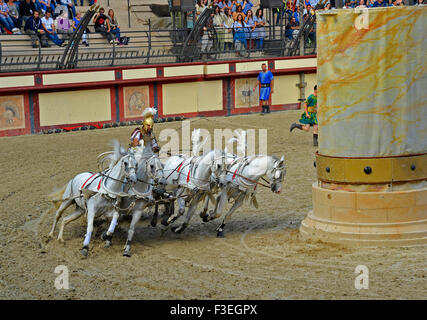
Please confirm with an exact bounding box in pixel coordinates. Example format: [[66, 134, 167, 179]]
[[106, 139, 127, 170]]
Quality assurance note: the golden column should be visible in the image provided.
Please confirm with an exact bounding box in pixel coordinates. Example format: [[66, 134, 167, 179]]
[[300, 6, 427, 246]]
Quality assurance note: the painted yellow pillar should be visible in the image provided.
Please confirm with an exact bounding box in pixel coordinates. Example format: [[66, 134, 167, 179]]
[[300, 6, 427, 246]]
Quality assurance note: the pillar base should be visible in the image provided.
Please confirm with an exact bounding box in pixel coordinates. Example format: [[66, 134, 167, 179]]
[[299, 184, 427, 247]]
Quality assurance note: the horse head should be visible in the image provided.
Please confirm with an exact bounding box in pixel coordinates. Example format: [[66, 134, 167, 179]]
[[122, 151, 138, 185], [145, 154, 164, 184], [267, 155, 286, 194]]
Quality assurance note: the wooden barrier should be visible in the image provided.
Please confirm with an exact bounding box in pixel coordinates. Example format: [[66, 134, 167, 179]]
[[0, 55, 316, 137]]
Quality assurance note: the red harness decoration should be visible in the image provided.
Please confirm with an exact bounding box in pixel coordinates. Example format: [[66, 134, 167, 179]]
[[81, 173, 97, 189], [187, 169, 191, 183], [232, 168, 238, 180], [177, 160, 184, 173], [97, 178, 102, 191]]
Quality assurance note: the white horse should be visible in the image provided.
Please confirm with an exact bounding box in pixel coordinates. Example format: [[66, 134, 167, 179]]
[[101, 152, 165, 257], [202, 154, 286, 237], [48, 142, 138, 257], [161, 148, 226, 234]]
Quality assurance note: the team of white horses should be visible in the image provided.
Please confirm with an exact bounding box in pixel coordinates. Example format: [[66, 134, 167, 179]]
[[49, 129, 286, 257]]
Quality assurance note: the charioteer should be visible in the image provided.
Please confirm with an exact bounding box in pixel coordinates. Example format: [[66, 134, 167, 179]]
[[130, 107, 160, 154]]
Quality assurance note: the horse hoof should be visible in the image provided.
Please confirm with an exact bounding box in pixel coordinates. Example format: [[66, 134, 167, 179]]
[[171, 226, 183, 234], [203, 216, 210, 223], [104, 240, 112, 248], [81, 247, 89, 257], [150, 220, 157, 227], [123, 250, 131, 257], [217, 231, 225, 238], [199, 211, 207, 219], [100, 231, 108, 241]]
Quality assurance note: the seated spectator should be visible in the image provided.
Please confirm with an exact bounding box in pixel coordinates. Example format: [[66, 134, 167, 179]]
[[356, 0, 367, 7], [285, 16, 299, 40], [0, 0, 19, 32], [19, 0, 36, 26], [56, 10, 73, 42], [107, 8, 123, 45], [72, 10, 88, 46], [223, 6, 233, 51], [37, 0, 50, 14], [41, 8, 63, 46], [373, 0, 389, 6], [24, 10, 48, 47], [54, 3, 67, 19], [93, 7, 114, 44], [73, 0, 82, 6], [60, 0, 75, 19], [232, 13, 246, 56], [253, 8, 265, 49], [6, 0, 22, 31], [232, 4, 245, 20]]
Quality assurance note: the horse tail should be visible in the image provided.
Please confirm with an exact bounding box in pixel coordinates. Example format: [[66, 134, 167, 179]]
[[48, 184, 68, 210]]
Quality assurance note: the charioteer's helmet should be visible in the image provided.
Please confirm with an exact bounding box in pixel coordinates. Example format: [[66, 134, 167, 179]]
[[142, 107, 156, 134]]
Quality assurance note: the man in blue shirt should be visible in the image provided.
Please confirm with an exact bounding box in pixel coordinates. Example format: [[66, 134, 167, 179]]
[[253, 63, 274, 114]]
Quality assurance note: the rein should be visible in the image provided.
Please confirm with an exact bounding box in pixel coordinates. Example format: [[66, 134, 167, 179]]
[[226, 170, 271, 189]]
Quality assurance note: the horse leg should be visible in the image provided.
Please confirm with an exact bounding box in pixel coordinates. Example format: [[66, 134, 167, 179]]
[[199, 195, 210, 220], [123, 207, 144, 257], [160, 200, 172, 226], [81, 201, 96, 257], [171, 191, 202, 234], [101, 210, 119, 248], [167, 197, 184, 225], [216, 193, 245, 238], [48, 198, 73, 238], [207, 189, 228, 222], [150, 202, 159, 227], [57, 209, 83, 242]]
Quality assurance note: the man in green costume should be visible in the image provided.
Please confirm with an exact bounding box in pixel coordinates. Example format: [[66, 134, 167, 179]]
[[290, 85, 318, 146]]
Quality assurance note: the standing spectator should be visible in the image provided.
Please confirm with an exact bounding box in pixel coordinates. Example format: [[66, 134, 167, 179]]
[[195, 0, 206, 19], [93, 7, 114, 44], [223, 6, 233, 51], [73, 0, 83, 7], [244, 9, 255, 50], [72, 11, 88, 46], [232, 13, 246, 56], [24, 10, 48, 47], [253, 8, 265, 50], [213, 5, 224, 51], [200, 11, 214, 58], [253, 63, 274, 114], [0, 0, 19, 32], [19, 0, 37, 26], [7, 0, 22, 30], [56, 10, 73, 43], [107, 9, 121, 45], [60, 0, 75, 18], [41, 9, 63, 46]]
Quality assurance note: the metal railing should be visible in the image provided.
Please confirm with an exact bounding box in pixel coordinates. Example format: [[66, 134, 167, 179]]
[[0, 18, 317, 73]]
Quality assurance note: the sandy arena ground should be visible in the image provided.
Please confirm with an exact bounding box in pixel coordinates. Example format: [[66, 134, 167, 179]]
[[0, 110, 425, 300]]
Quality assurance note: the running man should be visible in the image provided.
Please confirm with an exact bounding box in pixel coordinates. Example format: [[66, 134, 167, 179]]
[[254, 63, 274, 114], [290, 85, 318, 146]]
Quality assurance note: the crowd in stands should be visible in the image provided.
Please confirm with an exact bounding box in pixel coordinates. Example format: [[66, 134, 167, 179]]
[[170, 0, 425, 57], [0, 0, 129, 48]]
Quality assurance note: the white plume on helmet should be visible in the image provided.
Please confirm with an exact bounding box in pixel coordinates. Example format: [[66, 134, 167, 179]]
[[142, 107, 157, 119]]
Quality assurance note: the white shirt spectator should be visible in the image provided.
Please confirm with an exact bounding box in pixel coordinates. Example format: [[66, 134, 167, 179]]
[[41, 16, 54, 30]]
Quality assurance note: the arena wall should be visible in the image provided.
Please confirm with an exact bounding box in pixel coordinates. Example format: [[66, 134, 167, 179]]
[[0, 55, 316, 137]]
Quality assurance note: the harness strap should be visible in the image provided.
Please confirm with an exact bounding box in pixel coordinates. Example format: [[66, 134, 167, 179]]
[[177, 160, 184, 173], [81, 173, 97, 189]]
